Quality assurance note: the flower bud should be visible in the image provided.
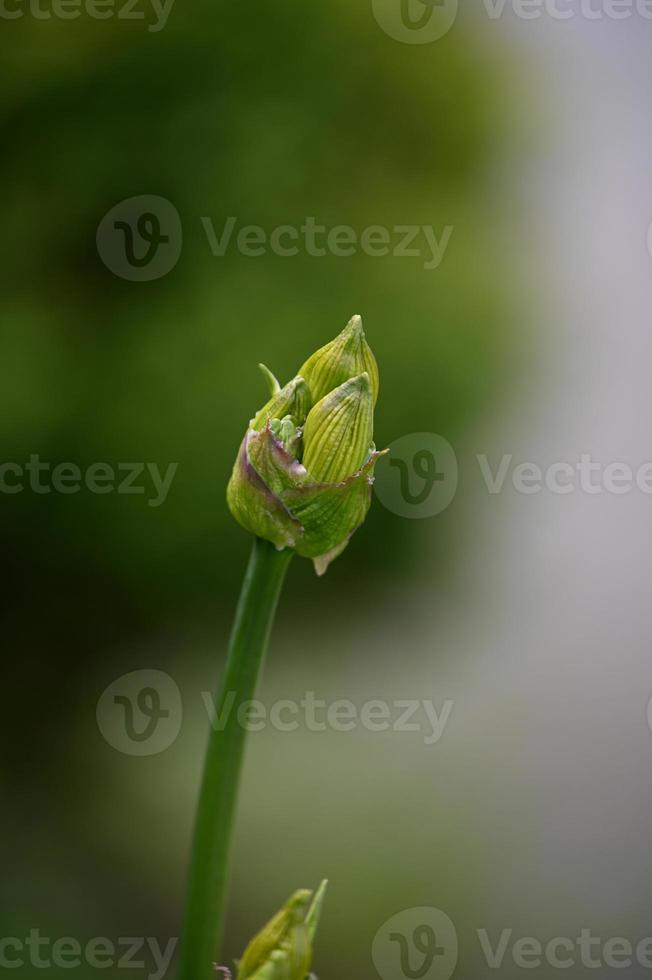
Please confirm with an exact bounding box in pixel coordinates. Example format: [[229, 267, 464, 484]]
[[226, 318, 386, 573], [303, 373, 373, 484], [298, 315, 379, 405], [236, 882, 327, 980], [252, 372, 311, 432]]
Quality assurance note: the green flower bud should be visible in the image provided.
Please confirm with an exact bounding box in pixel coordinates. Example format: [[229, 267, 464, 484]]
[[236, 882, 327, 980], [226, 318, 386, 574], [252, 371, 311, 432], [269, 416, 300, 455], [298, 314, 379, 405], [303, 373, 373, 484]]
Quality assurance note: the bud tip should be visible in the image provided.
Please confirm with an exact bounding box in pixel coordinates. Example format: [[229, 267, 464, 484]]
[[258, 363, 281, 396]]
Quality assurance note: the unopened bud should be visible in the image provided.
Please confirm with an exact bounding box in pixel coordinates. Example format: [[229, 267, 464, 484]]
[[252, 373, 311, 432], [227, 318, 385, 573], [236, 883, 327, 980], [303, 373, 373, 484], [298, 315, 379, 405]]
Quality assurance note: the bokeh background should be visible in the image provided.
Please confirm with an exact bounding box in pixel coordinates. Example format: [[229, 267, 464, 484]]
[[4, 2, 652, 979]]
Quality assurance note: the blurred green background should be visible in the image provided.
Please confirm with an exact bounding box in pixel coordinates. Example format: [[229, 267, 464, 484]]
[[2, 2, 526, 978]]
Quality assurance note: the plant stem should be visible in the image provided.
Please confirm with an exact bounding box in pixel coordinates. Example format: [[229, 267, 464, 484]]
[[177, 537, 293, 980]]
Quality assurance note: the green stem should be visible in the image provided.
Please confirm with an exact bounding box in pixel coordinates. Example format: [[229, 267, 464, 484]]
[[177, 537, 293, 980]]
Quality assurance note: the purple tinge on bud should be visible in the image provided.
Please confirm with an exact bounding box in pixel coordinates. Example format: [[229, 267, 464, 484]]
[[227, 426, 305, 552], [227, 423, 386, 574]]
